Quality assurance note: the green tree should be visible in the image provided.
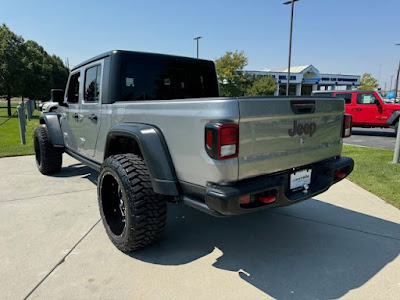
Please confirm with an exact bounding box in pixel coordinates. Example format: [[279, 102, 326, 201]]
[[0, 24, 24, 116], [245, 75, 276, 96], [359, 73, 379, 90], [0, 24, 69, 107], [19, 43, 69, 100], [49, 54, 69, 91], [215, 51, 251, 97], [19, 40, 53, 100]]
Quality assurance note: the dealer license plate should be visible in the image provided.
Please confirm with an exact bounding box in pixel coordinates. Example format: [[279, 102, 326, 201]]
[[290, 169, 312, 190]]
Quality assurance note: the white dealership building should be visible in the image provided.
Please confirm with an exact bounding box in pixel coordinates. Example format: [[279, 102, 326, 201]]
[[246, 65, 361, 96]]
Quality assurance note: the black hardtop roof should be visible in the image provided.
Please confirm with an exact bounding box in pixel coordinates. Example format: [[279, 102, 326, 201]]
[[71, 50, 214, 71]]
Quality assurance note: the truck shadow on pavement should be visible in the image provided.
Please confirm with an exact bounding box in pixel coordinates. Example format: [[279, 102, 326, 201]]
[[132, 200, 400, 300], [51, 163, 98, 184]]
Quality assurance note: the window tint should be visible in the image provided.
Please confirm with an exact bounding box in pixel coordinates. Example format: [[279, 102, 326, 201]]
[[119, 54, 219, 101], [67, 73, 80, 103], [357, 93, 376, 105], [84, 65, 101, 102], [334, 93, 352, 104]]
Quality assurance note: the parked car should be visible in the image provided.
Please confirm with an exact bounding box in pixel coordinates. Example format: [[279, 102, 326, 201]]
[[38, 89, 64, 112], [312, 90, 400, 134], [40, 101, 59, 112], [35, 50, 354, 252]]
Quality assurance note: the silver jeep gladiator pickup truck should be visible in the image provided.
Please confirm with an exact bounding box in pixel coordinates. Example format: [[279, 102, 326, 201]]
[[34, 50, 354, 252]]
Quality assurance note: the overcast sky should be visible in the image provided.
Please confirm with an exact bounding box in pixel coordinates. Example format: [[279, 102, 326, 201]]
[[1, 0, 399, 88]]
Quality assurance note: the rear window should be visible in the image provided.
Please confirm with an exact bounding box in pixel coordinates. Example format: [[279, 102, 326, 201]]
[[118, 54, 219, 101], [334, 93, 352, 104]]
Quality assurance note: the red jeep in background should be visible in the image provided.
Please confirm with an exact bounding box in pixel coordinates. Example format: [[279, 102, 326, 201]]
[[312, 90, 400, 134]]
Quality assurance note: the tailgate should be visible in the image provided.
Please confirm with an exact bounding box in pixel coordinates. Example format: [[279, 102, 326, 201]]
[[238, 97, 344, 180]]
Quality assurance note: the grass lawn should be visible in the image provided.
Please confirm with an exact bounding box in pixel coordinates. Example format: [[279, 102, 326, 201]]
[[0, 103, 41, 157], [342, 145, 400, 209]]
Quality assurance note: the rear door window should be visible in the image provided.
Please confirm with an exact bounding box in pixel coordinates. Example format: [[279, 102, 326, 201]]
[[334, 93, 352, 104], [84, 65, 101, 102]]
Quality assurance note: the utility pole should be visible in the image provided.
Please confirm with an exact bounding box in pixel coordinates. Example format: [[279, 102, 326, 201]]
[[64, 57, 70, 69], [194, 36, 202, 59], [395, 61, 400, 100], [393, 44, 400, 163], [378, 64, 381, 87], [283, 0, 299, 96], [390, 75, 394, 92]]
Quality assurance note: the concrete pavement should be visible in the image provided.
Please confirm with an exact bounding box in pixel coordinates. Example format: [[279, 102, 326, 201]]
[[345, 128, 397, 150], [0, 155, 399, 299]]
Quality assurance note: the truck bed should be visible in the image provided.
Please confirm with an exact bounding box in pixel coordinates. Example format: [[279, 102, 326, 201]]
[[97, 96, 344, 187]]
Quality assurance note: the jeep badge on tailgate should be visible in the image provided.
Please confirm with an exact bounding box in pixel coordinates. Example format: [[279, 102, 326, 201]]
[[288, 120, 317, 137]]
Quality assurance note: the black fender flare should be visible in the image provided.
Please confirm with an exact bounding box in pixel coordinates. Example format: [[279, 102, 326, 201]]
[[386, 111, 400, 126], [39, 113, 64, 147], [104, 123, 179, 196]]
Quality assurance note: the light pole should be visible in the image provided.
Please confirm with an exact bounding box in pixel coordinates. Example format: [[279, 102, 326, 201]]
[[393, 44, 400, 163], [194, 36, 202, 59], [395, 44, 400, 100], [283, 0, 299, 96]]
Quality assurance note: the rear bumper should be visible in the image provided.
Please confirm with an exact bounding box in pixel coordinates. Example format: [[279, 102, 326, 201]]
[[201, 156, 354, 216]]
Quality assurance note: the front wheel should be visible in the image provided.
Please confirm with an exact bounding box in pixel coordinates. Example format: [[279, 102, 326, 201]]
[[98, 154, 167, 252], [395, 122, 398, 135], [34, 126, 63, 175]]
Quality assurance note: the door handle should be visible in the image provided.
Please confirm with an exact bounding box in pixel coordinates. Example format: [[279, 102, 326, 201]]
[[88, 114, 98, 123], [355, 108, 362, 111], [73, 113, 84, 122]]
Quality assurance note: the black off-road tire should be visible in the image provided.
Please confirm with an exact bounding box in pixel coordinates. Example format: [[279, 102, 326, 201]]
[[395, 122, 398, 135], [98, 154, 167, 252], [34, 126, 63, 175]]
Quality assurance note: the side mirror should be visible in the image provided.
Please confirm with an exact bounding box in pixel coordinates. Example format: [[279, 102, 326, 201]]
[[375, 99, 382, 106], [51, 89, 65, 105]]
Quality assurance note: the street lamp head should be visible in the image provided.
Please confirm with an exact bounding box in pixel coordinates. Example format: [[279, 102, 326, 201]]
[[283, 0, 299, 5], [194, 36, 202, 40], [396, 43, 400, 46]]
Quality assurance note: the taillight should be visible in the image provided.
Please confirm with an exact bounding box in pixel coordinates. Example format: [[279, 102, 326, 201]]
[[342, 114, 352, 138], [206, 130, 213, 149], [205, 123, 239, 160], [334, 170, 347, 180]]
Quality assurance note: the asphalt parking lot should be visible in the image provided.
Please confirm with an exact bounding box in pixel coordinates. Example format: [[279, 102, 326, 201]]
[[345, 127, 397, 150], [1, 155, 400, 300]]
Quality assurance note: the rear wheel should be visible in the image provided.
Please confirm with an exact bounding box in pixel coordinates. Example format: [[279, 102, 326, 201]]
[[98, 154, 167, 252], [34, 126, 63, 175]]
